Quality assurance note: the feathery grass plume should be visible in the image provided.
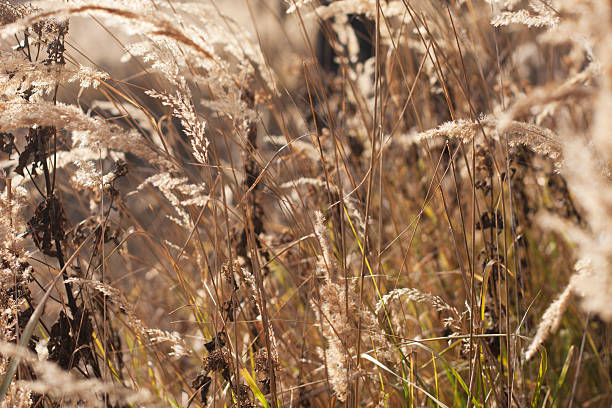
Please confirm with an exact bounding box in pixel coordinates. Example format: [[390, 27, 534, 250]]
[[396, 115, 561, 160], [0, 100, 165, 166], [312, 211, 388, 402], [315, 282, 352, 401], [145, 89, 209, 165], [0, 182, 28, 239], [48, 148, 122, 176], [71, 160, 106, 190], [375, 287, 459, 317], [285, 0, 313, 14], [304, 0, 406, 20], [523, 259, 594, 362], [0, 342, 156, 406], [0, 50, 107, 98], [0, 184, 33, 393], [524, 283, 572, 361], [136, 173, 208, 229], [314, 211, 335, 280], [68, 65, 109, 89], [0, 244, 33, 385], [499, 119, 561, 160], [375, 287, 468, 349], [491, 4, 559, 28], [312, 210, 351, 401]]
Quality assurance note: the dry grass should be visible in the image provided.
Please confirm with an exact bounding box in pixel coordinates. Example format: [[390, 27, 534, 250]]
[[0, 0, 610, 406]]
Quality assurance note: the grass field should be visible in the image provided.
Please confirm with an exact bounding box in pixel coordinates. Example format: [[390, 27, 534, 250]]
[[0, 0, 610, 406]]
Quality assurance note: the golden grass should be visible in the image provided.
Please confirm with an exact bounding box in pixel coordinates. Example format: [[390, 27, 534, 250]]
[[0, 0, 610, 407]]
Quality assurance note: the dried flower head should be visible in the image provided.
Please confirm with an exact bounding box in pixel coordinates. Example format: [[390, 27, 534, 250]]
[[204, 348, 230, 374], [253, 347, 279, 373], [235, 384, 255, 408]]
